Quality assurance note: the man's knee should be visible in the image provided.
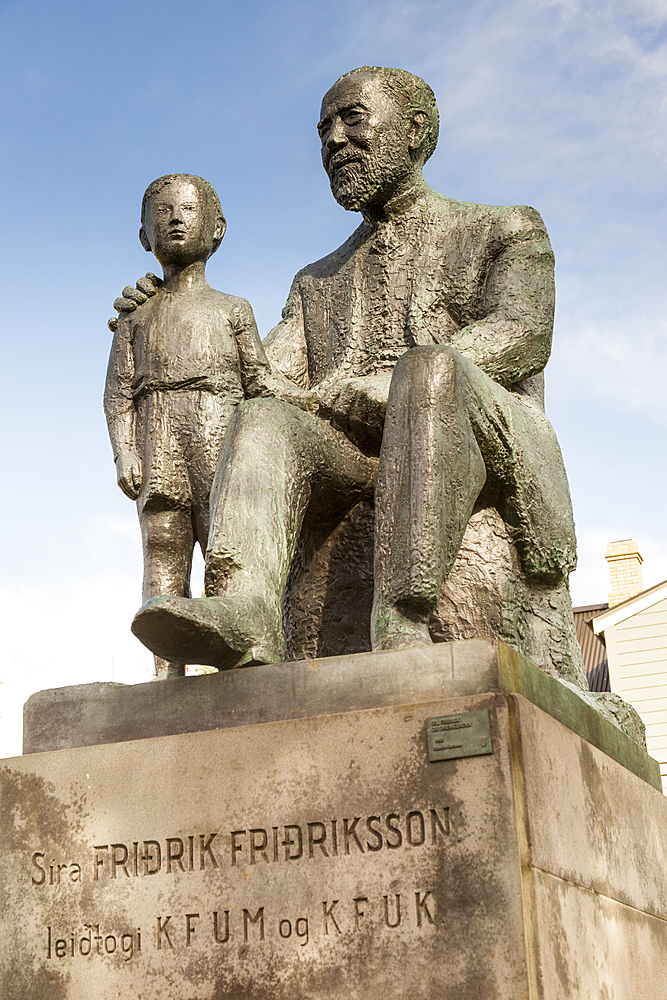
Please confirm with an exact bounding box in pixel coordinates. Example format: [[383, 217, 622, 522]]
[[231, 396, 313, 447], [391, 344, 465, 396]]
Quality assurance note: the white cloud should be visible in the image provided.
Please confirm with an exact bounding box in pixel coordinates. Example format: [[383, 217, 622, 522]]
[[0, 574, 154, 759], [550, 307, 667, 421], [403, 0, 667, 200]]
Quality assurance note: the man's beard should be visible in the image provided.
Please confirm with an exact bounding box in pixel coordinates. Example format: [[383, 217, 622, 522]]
[[328, 139, 412, 213], [329, 158, 377, 211]]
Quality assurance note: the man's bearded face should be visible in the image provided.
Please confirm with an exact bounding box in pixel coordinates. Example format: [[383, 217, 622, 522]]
[[318, 75, 414, 213]]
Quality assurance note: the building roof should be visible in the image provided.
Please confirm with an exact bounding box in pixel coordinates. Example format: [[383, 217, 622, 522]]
[[572, 603, 610, 692], [592, 578, 667, 633]]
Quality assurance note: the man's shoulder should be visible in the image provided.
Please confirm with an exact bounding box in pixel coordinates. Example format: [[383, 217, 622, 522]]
[[294, 223, 374, 282], [426, 189, 549, 238]]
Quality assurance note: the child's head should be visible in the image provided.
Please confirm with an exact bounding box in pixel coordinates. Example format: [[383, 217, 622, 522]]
[[139, 174, 226, 267]]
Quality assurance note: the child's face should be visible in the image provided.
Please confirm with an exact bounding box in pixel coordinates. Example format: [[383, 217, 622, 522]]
[[143, 179, 220, 266]]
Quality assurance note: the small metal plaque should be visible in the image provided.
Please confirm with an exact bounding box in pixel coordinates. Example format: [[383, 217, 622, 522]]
[[426, 710, 493, 762]]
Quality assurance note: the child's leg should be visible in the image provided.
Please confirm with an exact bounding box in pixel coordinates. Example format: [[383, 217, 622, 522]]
[[140, 508, 194, 678]]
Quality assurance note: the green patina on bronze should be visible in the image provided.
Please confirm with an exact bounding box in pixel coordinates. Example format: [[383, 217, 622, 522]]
[[496, 642, 658, 788], [106, 68, 640, 748]]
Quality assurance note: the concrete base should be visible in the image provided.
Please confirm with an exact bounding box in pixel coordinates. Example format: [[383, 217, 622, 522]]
[[23, 639, 658, 788], [3, 642, 666, 998]]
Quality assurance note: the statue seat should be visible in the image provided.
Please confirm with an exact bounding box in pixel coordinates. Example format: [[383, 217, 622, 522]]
[[284, 497, 586, 686]]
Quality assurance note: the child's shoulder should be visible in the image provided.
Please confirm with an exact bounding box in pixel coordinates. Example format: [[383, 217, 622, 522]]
[[205, 288, 255, 324], [205, 287, 248, 308]]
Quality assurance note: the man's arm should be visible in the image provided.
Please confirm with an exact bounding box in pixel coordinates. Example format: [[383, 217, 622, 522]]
[[107, 274, 161, 332], [450, 206, 555, 387], [317, 373, 392, 454], [103, 314, 142, 499]]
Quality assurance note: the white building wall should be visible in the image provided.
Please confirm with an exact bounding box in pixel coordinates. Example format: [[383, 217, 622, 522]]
[[604, 596, 667, 792]]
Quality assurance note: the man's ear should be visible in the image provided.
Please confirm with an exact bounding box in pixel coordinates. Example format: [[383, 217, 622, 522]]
[[139, 227, 152, 252], [407, 110, 428, 154]]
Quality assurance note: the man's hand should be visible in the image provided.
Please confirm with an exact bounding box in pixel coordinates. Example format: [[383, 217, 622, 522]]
[[277, 382, 321, 414], [108, 273, 161, 332], [115, 449, 143, 499], [241, 361, 321, 415], [318, 374, 392, 452]]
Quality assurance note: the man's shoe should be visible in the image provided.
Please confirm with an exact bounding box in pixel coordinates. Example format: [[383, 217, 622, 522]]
[[371, 602, 433, 651], [131, 594, 282, 670]]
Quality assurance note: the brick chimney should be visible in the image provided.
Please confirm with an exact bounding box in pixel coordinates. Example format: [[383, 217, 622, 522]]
[[605, 539, 644, 607]]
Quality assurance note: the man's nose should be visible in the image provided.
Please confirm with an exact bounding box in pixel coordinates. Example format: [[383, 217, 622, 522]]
[[326, 118, 347, 152], [169, 206, 185, 223]]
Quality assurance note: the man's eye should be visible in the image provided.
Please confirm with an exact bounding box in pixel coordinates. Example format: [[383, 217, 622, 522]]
[[343, 111, 363, 125], [317, 120, 330, 137]]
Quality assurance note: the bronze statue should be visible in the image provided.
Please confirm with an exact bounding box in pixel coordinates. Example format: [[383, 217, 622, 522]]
[[105, 173, 313, 677], [110, 68, 584, 684]]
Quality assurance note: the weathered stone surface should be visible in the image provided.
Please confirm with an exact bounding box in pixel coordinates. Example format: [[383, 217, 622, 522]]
[[5, 676, 667, 999], [23, 640, 657, 787], [530, 870, 667, 999], [513, 695, 667, 917], [5, 694, 527, 1000]]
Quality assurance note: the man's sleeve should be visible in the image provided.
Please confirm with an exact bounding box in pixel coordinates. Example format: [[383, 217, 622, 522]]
[[103, 314, 136, 460], [452, 206, 555, 387], [262, 275, 310, 389]]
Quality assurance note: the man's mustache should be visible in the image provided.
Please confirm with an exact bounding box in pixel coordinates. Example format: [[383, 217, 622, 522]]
[[328, 153, 366, 175]]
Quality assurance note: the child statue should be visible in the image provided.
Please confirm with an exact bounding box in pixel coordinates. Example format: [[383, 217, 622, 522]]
[[104, 173, 310, 678]]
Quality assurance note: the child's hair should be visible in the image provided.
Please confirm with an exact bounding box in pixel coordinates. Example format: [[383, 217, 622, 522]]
[[141, 174, 226, 256]]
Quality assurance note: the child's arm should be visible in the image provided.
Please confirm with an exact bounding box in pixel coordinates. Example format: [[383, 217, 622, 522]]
[[103, 314, 142, 499], [261, 276, 309, 388], [231, 299, 318, 412]]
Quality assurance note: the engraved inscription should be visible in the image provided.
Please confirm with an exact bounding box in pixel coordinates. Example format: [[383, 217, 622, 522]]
[[46, 924, 141, 961], [29, 804, 452, 888], [41, 887, 436, 961], [27, 801, 453, 969], [228, 808, 450, 868], [31, 852, 82, 886]]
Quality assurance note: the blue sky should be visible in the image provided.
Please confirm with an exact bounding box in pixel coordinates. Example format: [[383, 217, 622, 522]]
[[1, 0, 666, 756]]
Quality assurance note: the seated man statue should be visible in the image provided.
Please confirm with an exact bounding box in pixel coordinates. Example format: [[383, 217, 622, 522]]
[[117, 66, 579, 677]]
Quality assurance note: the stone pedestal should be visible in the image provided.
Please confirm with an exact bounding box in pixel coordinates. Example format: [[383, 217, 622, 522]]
[[3, 640, 667, 999]]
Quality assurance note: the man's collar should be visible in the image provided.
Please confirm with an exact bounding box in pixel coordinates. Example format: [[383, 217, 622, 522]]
[[362, 179, 430, 228]]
